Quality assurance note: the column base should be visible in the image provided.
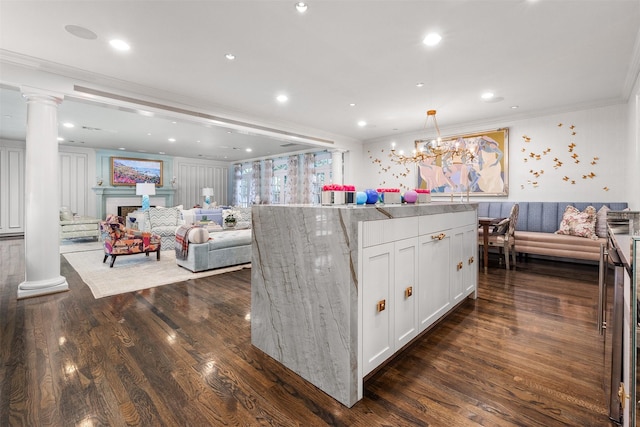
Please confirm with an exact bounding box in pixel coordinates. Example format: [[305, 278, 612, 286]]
[[17, 276, 69, 299]]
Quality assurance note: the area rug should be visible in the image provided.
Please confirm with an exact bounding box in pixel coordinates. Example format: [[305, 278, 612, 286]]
[[63, 249, 251, 299], [60, 238, 103, 254]]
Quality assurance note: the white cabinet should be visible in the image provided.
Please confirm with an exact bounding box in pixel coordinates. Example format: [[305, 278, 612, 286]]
[[394, 237, 419, 348], [463, 224, 478, 297], [362, 242, 394, 374], [362, 237, 418, 376], [418, 231, 451, 331], [361, 210, 477, 375]]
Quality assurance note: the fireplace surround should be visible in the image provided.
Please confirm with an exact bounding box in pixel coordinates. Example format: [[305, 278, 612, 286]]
[[93, 186, 175, 219]]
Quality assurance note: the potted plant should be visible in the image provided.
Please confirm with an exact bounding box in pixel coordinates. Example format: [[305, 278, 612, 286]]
[[224, 212, 237, 228]]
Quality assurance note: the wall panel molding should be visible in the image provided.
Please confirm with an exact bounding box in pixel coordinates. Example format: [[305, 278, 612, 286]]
[[174, 157, 229, 208], [0, 144, 25, 234]]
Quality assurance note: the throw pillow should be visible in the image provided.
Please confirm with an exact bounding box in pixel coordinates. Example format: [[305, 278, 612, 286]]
[[556, 205, 598, 240], [148, 207, 180, 227], [188, 227, 210, 244], [491, 218, 510, 235], [60, 207, 73, 221], [596, 205, 610, 238]]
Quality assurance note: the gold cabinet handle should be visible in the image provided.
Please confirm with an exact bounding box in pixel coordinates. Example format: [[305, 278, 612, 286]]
[[431, 233, 446, 240], [468, 256, 474, 265], [618, 382, 629, 409], [457, 261, 463, 271], [405, 286, 413, 298], [377, 299, 386, 312]]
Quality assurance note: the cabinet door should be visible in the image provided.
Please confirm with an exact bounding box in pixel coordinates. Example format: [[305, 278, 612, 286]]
[[463, 224, 478, 298], [418, 231, 451, 332], [394, 237, 418, 349], [450, 227, 465, 304], [362, 242, 394, 375]]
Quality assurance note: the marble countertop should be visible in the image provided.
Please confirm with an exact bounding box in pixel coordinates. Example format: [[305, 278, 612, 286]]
[[253, 202, 477, 222]]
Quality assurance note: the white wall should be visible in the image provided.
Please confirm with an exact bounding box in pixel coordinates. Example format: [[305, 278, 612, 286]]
[[362, 103, 630, 203], [59, 146, 97, 218], [174, 156, 229, 208], [0, 139, 25, 234]]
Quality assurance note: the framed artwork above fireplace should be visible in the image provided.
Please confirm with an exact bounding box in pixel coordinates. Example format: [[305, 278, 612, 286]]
[[111, 157, 163, 186]]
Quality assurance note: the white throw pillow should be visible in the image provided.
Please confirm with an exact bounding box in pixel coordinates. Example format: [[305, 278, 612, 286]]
[[188, 227, 210, 244], [596, 205, 610, 238]]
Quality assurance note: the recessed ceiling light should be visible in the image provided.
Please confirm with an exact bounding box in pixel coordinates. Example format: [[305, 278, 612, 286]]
[[168, 138, 176, 142], [159, 151, 165, 155], [295, 2, 308, 13], [349, 103, 356, 107], [63, 122, 74, 128], [276, 94, 288, 103], [65, 25, 97, 40], [57, 137, 64, 141], [147, 132, 152, 136], [416, 82, 424, 87], [357, 120, 367, 127], [109, 39, 131, 51], [246, 148, 252, 152], [225, 53, 236, 60], [481, 92, 495, 100], [118, 147, 126, 150], [511, 105, 519, 109], [423, 33, 442, 47]]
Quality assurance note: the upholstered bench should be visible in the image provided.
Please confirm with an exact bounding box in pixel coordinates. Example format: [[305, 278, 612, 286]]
[[176, 228, 252, 272], [477, 201, 628, 262]]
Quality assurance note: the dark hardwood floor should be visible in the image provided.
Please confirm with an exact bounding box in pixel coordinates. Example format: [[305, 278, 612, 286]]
[[1, 238, 616, 426]]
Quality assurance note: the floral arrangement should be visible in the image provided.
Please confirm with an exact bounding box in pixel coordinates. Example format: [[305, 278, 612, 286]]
[[322, 184, 355, 191], [414, 189, 431, 194], [376, 188, 400, 193], [224, 210, 238, 224]]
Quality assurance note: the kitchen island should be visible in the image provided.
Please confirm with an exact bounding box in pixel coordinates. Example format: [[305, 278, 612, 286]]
[[251, 203, 478, 407]]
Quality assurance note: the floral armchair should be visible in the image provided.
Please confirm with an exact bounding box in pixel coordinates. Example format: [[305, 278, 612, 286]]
[[100, 214, 162, 268]]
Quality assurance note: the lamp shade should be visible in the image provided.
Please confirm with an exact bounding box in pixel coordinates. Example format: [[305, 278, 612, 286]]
[[136, 182, 156, 196], [202, 187, 214, 197]]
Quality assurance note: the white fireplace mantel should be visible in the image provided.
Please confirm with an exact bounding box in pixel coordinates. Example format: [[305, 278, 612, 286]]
[[92, 186, 176, 219]]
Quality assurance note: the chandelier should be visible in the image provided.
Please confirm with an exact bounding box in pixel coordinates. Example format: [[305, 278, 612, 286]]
[[390, 110, 477, 165]]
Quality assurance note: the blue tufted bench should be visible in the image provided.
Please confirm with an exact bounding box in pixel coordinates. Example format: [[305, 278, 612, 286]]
[[477, 202, 628, 262]]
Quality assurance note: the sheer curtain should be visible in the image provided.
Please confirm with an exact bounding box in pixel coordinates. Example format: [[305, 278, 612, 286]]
[[262, 159, 273, 204], [232, 164, 242, 206], [285, 155, 299, 204], [302, 153, 316, 204], [250, 161, 261, 205], [231, 151, 329, 205]]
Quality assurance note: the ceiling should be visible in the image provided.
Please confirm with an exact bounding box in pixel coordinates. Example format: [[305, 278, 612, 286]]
[[1, 1, 639, 162]]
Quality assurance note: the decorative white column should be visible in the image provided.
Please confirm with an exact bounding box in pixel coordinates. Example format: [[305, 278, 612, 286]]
[[18, 88, 69, 299], [331, 149, 345, 184]]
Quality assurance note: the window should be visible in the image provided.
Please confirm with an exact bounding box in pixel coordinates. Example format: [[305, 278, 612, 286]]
[[232, 150, 332, 206]]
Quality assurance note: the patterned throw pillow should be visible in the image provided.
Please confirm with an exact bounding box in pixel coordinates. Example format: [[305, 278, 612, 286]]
[[148, 207, 180, 227], [555, 205, 598, 240]]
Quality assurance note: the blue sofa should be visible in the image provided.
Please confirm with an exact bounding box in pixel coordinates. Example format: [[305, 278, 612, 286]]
[[176, 207, 253, 272], [477, 201, 628, 262]]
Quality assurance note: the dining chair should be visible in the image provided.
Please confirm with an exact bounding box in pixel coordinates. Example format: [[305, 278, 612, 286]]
[[479, 203, 519, 270]]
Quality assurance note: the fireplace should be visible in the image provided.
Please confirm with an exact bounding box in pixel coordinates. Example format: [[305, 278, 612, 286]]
[[118, 206, 143, 217], [92, 186, 175, 219]]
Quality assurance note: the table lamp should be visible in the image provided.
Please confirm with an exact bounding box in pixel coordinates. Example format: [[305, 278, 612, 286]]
[[136, 182, 156, 211], [202, 187, 214, 207]]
